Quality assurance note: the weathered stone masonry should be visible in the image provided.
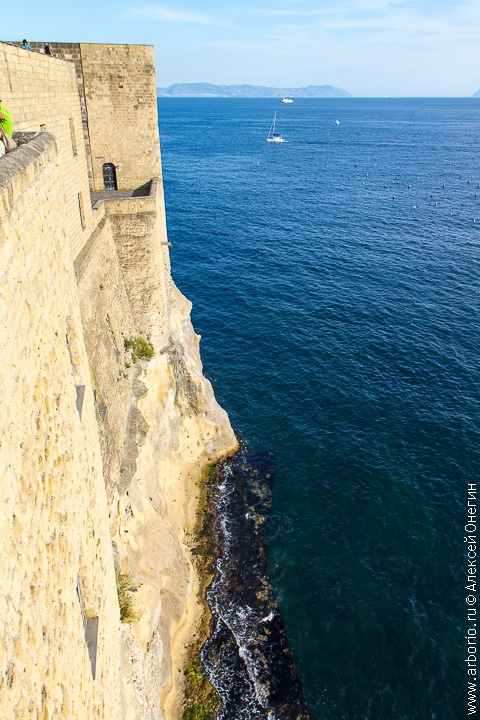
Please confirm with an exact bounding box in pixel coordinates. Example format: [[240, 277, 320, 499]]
[[0, 41, 237, 719]]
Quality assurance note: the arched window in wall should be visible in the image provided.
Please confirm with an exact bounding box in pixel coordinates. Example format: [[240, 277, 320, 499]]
[[102, 163, 117, 191]]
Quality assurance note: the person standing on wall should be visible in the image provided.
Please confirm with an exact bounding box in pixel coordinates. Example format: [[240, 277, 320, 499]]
[[0, 101, 14, 157], [21, 39, 31, 50]]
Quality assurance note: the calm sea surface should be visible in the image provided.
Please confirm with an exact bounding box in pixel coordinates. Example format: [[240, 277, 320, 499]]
[[158, 98, 480, 720]]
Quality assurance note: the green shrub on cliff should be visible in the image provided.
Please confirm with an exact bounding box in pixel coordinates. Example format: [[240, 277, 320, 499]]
[[123, 336, 154, 362], [116, 572, 140, 623], [182, 463, 221, 720], [183, 703, 214, 720], [192, 464, 218, 566], [183, 654, 218, 720]]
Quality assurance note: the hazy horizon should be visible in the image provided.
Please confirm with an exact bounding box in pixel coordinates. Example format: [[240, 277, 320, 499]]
[[156, 81, 480, 98], [2, 1, 480, 97]]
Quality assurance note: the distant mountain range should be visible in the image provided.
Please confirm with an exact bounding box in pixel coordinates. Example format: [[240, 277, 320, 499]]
[[473, 89, 480, 97], [156, 83, 352, 98]]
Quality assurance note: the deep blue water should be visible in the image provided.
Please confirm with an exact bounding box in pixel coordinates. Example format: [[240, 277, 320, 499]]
[[158, 98, 480, 719]]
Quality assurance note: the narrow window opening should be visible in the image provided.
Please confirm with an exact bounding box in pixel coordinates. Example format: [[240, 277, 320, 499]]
[[76, 579, 86, 628], [84, 617, 99, 679], [77, 578, 98, 679], [78, 192, 86, 229], [75, 385, 85, 419], [69, 118, 77, 156]]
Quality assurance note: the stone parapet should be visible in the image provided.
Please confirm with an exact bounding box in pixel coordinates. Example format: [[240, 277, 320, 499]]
[[0, 41, 93, 260]]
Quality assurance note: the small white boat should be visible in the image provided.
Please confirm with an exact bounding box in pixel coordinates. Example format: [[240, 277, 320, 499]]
[[335, 119, 340, 125], [280, 97, 294, 104], [266, 112, 285, 143]]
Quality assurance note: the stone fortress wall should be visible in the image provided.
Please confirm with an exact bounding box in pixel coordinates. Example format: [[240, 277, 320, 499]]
[[7, 42, 162, 192], [0, 41, 237, 719]]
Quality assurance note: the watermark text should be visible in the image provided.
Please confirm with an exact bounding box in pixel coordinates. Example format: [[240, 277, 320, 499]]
[[465, 483, 477, 716]]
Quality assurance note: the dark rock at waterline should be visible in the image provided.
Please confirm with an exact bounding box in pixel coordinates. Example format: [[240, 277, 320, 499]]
[[202, 450, 311, 720]]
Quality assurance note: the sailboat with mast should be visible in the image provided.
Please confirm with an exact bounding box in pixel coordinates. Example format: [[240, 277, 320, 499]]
[[266, 111, 285, 143]]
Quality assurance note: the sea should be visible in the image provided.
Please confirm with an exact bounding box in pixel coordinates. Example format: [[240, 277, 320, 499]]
[[157, 98, 480, 720]]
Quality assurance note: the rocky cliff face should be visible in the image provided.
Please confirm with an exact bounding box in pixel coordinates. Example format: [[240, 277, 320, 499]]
[[113, 280, 238, 719], [74, 190, 238, 718]]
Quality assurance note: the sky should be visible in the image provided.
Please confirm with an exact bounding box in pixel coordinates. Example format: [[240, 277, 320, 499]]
[[2, 1, 480, 96]]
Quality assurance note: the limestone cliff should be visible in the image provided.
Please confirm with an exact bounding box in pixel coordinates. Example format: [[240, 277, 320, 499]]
[[115, 280, 237, 719]]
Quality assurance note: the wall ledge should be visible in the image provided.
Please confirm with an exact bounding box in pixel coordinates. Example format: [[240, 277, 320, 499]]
[[0, 132, 58, 192]]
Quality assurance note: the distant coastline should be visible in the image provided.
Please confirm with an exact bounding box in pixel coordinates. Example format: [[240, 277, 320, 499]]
[[156, 82, 352, 98]]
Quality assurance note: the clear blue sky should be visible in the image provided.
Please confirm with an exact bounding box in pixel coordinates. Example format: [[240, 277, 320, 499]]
[[3, 1, 479, 96]]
